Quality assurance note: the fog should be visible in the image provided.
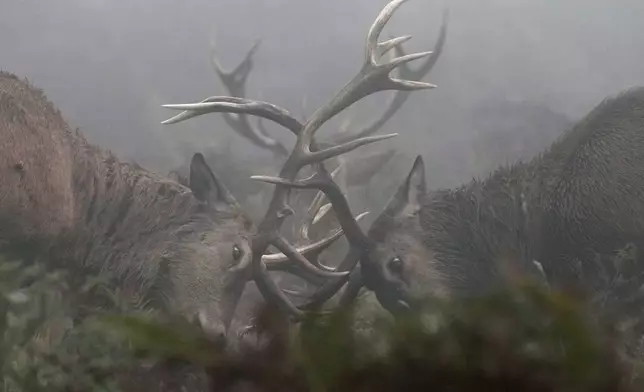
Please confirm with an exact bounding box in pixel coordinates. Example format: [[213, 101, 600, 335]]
[[2, 0, 644, 189]]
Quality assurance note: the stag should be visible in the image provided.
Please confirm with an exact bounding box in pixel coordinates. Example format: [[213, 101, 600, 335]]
[[348, 86, 644, 336], [0, 71, 350, 340], [162, 0, 440, 318]]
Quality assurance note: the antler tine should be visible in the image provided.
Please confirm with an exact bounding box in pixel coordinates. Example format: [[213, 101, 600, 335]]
[[261, 210, 370, 274], [328, 7, 448, 146], [251, 117, 290, 155], [263, 229, 342, 269], [209, 31, 227, 77], [233, 39, 261, 79], [210, 34, 260, 95], [208, 35, 289, 156], [393, 8, 448, 82], [296, 0, 434, 164], [378, 35, 413, 57], [301, 246, 364, 310], [254, 260, 304, 317], [338, 266, 365, 307], [299, 159, 348, 241], [307, 133, 398, 164], [288, 210, 369, 271], [162, 97, 302, 136], [273, 213, 371, 302], [252, 168, 372, 249], [270, 236, 348, 278]]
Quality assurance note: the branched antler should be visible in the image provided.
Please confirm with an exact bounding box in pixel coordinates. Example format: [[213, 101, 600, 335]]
[[163, 0, 439, 318], [162, 96, 302, 134], [298, 161, 347, 241], [298, 147, 398, 241], [326, 8, 448, 147], [210, 37, 289, 156], [296, 7, 447, 237], [178, 9, 446, 243]]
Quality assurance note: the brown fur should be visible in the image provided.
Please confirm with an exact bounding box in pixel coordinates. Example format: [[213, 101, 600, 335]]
[[0, 72, 76, 245], [0, 71, 259, 334]]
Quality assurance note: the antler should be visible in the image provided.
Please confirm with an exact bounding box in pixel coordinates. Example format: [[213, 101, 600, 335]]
[[208, 36, 289, 156], [325, 7, 448, 147], [163, 0, 437, 318], [297, 8, 447, 240], [298, 147, 398, 241]]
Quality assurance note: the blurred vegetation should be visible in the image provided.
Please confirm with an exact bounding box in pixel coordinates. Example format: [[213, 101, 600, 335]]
[[1, 245, 644, 392], [0, 254, 154, 392], [107, 282, 644, 392]]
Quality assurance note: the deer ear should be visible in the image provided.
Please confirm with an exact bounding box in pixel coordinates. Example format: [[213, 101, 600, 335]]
[[383, 155, 426, 217], [189, 153, 238, 207]]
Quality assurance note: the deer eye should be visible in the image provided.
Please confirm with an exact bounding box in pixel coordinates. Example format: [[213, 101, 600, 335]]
[[232, 244, 242, 261], [388, 256, 404, 275]]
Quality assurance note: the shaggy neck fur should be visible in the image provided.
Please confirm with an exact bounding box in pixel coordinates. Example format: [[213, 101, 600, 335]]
[[419, 162, 542, 296], [63, 143, 201, 294]]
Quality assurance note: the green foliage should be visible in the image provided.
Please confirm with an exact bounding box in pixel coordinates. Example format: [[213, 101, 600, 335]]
[[0, 257, 140, 392], [99, 313, 224, 366], [106, 282, 641, 392], [1, 252, 643, 392]]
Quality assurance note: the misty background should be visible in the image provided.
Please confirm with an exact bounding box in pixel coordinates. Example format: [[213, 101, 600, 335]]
[[2, 0, 644, 190]]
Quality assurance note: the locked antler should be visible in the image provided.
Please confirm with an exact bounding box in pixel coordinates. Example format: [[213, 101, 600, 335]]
[[196, 12, 446, 237], [163, 0, 438, 318]]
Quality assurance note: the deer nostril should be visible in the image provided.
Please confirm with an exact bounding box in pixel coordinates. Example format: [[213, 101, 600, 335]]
[[209, 328, 227, 350], [194, 310, 228, 345]]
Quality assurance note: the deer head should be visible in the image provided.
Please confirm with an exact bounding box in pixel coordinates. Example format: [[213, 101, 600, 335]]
[[162, 0, 445, 319]]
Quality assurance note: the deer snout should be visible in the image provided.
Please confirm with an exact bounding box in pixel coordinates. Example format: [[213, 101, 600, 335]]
[[195, 310, 227, 346]]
